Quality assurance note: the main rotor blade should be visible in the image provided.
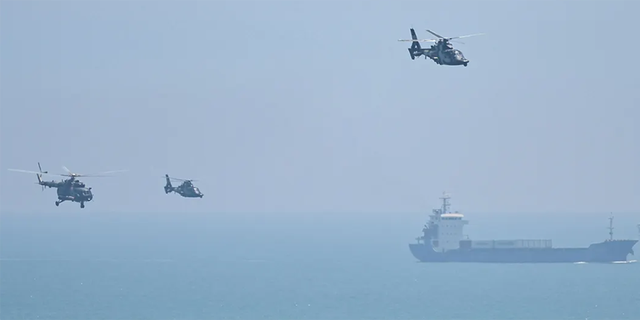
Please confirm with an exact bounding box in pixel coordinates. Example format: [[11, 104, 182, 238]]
[[426, 30, 445, 39], [167, 176, 198, 182], [60, 166, 84, 177], [449, 33, 485, 40], [59, 168, 128, 177], [8, 168, 46, 175], [398, 39, 437, 42], [8, 169, 66, 177], [83, 169, 128, 177]]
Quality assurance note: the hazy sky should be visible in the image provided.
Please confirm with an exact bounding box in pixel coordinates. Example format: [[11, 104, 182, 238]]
[[1, 0, 639, 217]]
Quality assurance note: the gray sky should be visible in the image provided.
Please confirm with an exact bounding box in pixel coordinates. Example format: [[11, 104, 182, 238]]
[[1, 0, 639, 216]]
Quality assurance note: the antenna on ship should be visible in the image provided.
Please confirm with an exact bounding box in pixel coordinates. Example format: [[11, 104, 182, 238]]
[[607, 213, 614, 241]]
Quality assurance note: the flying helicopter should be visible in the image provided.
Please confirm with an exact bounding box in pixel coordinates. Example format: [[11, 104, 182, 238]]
[[398, 28, 484, 66], [164, 174, 203, 198], [7, 162, 126, 208]]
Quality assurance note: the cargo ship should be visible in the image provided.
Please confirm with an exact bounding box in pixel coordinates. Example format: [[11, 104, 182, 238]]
[[409, 193, 637, 263]]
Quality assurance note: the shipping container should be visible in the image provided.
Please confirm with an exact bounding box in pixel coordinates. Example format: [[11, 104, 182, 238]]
[[471, 240, 494, 248], [494, 240, 521, 248], [470, 239, 553, 249]]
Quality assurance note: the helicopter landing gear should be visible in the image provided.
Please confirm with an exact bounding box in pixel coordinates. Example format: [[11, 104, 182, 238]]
[[80, 202, 85, 209], [463, 62, 468, 67], [55, 201, 60, 206]]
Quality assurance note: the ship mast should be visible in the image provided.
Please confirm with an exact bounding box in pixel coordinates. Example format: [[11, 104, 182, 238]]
[[607, 213, 614, 241], [440, 192, 451, 216]]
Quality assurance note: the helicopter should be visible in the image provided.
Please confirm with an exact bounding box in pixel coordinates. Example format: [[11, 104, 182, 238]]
[[7, 162, 126, 208], [398, 28, 484, 66], [164, 174, 203, 198]]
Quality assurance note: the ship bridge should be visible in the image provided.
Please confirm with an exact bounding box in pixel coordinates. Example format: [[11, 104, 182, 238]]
[[441, 213, 464, 219], [436, 212, 469, 252]]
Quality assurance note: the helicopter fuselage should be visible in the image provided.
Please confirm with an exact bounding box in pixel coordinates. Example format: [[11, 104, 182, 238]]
[[49, 179, 93, 208], [437, 49, 469, 66], [173, 182, 203, 198], [55, 186, 93, 202], [165, 185, 203, 198], [38, 177, 94, 208], [429, 41, 469, 66], [176, 188, 203, 198], [409, 45, 469, 66]]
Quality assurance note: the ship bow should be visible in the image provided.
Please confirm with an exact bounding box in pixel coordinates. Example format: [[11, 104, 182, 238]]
[[588, 240, 638, 262]]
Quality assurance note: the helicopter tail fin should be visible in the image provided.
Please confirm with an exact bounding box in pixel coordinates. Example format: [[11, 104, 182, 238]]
[[164, 174, 173, 194], [406, 28, 422, 60], [410, 28, 422, 50]]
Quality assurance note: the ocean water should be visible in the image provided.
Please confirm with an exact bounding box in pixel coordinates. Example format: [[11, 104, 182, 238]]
[[1, 212, 639, 320]]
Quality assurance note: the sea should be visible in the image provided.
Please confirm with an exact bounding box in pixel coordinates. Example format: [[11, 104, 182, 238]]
[[1, 211, 639, 320]]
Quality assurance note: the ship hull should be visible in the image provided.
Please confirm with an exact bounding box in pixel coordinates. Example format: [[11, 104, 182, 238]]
[[409, 240, 637, 263]]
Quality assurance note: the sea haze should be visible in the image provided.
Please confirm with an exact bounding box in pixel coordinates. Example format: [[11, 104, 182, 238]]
[[1, 211, 639, 320], [1, 0, 639, 319]]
